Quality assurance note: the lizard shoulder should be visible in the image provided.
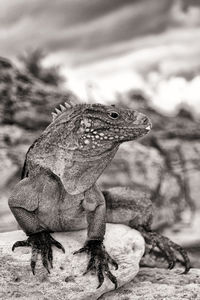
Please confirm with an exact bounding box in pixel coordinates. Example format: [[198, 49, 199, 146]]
[[9, 170, 65, 212], [8, 177, 41, 211]]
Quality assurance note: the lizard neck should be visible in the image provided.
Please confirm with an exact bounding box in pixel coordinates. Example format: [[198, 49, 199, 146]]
[[27, 124, 119, 195]]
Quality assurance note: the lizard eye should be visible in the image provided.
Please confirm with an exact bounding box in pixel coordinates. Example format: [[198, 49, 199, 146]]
[[108, 111, 119, 119]]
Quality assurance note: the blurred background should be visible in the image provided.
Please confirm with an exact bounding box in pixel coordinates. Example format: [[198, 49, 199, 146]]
[[0, 0, 200, 268]]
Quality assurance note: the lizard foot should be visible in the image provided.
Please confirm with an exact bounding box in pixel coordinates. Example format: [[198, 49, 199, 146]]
[[73, 240, 118, 289], [12, 231, 65, 274], [139, 227, 190, 274]]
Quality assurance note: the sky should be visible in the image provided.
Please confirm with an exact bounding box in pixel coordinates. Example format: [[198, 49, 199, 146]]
[[0, 0, 200, 113]]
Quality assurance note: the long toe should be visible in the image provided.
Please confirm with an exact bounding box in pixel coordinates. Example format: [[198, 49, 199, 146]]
[[83, 256, 95, 275], [12, 240, 30, 251], [50, 236, 65, 253], [170, 242, 191, 274], [105, 253, 118, 270], [41, 246, 51, 274], [156, 240, 176, 270], [48, 247, 53, 268], [31, 246, 39, 275], [104, 266, 118, 290], [97, 265, 104, 289]]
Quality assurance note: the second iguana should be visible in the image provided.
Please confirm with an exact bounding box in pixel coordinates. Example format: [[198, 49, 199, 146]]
[[9, 102, 190, 289]]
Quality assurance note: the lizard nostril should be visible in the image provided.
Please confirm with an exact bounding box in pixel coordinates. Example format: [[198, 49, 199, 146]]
[[143, 117, 148, 125]]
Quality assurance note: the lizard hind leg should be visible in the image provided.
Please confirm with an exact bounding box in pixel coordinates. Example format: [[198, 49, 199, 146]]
[[12, 231, 65, 275], [103, 187, 190, 274], [135, 225, 191, 274]]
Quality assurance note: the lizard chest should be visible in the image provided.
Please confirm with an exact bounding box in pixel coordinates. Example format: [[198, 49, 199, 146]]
[[37, 175, 86, 231]]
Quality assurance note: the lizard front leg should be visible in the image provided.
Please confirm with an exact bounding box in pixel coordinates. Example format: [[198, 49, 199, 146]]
[[9, 175, 66, 274], [10, 206, 65, 274], [73, 185, 118, 289]]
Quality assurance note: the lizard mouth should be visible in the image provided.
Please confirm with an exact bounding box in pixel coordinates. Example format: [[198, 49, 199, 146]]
[[145, 125, 151, 131], [80, 121, 152, 149], [116, 122, 152, 142]]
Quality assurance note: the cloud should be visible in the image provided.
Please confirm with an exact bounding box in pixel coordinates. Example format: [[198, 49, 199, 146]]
[[0, 0, 174, 61], [1, 0, 200, 112]]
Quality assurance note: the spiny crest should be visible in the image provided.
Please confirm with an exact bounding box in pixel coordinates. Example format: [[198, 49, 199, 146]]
[[51, 98, 74, 121]]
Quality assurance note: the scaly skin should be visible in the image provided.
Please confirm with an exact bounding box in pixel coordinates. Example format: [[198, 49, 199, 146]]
[[9, 102, 190, 289]]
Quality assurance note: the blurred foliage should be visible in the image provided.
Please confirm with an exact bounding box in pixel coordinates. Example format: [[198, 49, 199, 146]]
[[19, 49, 65, 87], [0, 56, 77, 129]]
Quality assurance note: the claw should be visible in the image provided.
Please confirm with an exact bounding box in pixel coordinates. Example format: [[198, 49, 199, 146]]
[[31, 246, 38, 275], [170, 243, 191, 274], [12, 232, 65, 274], [75, 240, 118, 289], [156, 239, 176, 271], [138, 227, 191, 274], [97, 265, 104, 289], [31, 260, 36, 275], [73, 246, 87, 255], [41, 247, 50, 274], [48, 248, 53, 268], [105, 267, 118, 290], [168, 260, 175, 270], [83, 256, 95, 275], [50, 236, 65, 253], [106, 253, 118, 270], [181, 267, 190, 275], [114, 263, 118, 270], [12, 240, 30, 251]]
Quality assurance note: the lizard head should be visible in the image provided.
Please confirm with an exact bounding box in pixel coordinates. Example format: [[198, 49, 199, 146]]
[[76, 104, 152, 155], [30, 102, 151, 195]]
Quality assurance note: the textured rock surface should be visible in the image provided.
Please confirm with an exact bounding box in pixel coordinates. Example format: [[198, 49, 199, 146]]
[[99, 142, 164, 191], [99, 140, 188, 230], [98, 134, 200, 231], [0, 224, 144, 300], [99, 267, 200, 300]]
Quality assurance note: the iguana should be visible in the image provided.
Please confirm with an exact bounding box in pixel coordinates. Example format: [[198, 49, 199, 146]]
[[8, 102, 190, 289]]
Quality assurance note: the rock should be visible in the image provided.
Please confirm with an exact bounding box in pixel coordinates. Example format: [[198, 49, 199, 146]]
[[0, 151, 18, 189], [179, 142, 200, 209], [160, 139, 200, 209], [0, 224, 145, 300], [98, 142, 164, 191], [99, 142, 183, 229], [163, 211, 200, 269], [99, 267, 200, 300]]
